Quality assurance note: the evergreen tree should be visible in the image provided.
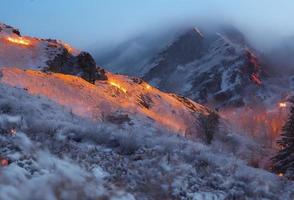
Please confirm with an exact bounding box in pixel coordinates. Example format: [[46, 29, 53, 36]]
[[199, 112, 219, 144], [272, 103, 294, 179]]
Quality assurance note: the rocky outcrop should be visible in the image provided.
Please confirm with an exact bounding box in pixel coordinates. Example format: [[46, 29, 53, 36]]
[[47, 50, 107, 83], [77, 52, 107, 83], [142, 26, 264, 108], [143, 28, 205, 82]]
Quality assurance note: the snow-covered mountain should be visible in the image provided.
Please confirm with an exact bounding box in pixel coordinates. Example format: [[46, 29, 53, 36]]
[[137, 26, 294, 148], [1, 22, 294, 199], [141, 26, 294, 110], [0, 22, 221, 139]]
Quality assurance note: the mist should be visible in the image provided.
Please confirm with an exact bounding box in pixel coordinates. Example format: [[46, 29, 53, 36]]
[[1, 0, 294, 71], [87, 0, 294, 51], [86, 0, 294, 72]]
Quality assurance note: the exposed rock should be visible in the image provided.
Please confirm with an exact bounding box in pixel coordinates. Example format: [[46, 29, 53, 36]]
[[77, 52, 108, 83], [144, 28, 205, 82], [46, 50, 107, 83], [137, 94, 153, 109], [131, 77, 144, 84], [171, 94, 210, 113]]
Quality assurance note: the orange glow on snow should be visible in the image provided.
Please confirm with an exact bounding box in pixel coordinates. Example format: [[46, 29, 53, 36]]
[[62, 42, 75, 54], [109, 81, 127, 93], [6, 36, 31, 46], [145, 84, 151, 90], [220, 105, 288, 145], [0, 68, 210, 137]]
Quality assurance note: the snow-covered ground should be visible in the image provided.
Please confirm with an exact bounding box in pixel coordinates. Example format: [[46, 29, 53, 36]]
[[0, 83, 294, 200], [0, 23, 79, 70], [0, 67, 210, 138]]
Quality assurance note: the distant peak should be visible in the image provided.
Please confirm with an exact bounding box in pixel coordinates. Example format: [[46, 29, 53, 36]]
[[193, 27, 204, 38]]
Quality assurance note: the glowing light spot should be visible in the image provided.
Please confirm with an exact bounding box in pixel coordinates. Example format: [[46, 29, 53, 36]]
[[10, 128, 16, 136], [278, 173, 284, 177], [0, 158, 9, 166], [145, 84, 151, 90], [62, 42, 74, 53], [6, 36, 30, 46], [109, 81, 127, 93], [279, 102, 287, 108]]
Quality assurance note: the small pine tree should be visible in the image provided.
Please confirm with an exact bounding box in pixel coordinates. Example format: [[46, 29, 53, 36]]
[[199, 112, 219, 144], [272, 104, 294, 179]]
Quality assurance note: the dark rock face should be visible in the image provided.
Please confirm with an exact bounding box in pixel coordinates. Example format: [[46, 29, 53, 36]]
[[46, 50, 107, 83], [144, 29, 206, 82], [12, 29, 21, 36], [77, 52, 107, 83], [137, 94, 153, 109], [142, 26, 263, 108], [46, 49, 69, 72]]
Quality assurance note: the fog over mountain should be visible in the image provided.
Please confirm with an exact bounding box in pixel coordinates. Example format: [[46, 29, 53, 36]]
[[88, 0, 294, 74], [93, 20, 294, 75], [1, 0, 294, 72]]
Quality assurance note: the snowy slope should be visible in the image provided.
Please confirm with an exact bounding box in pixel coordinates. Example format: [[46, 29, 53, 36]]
[[0, 23, 106, 83], [0, 22, 214, 139], [0, 23, 78, 69], [0, 67, 210, 138], [1, 83, 294, 200]]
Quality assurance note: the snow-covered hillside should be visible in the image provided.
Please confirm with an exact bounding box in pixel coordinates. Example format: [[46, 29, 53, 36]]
[[0, 67, 212, 138], [1, 22, 294, 199], [0, 22, 216, 139], [0, 23, 106, 83], [1, 83, 294, 200], [0, 23, 78, 69]]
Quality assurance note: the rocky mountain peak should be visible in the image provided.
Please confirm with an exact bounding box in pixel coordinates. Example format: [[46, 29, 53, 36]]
[[142, 25, 265, 108], [159, 27, 206, 63]]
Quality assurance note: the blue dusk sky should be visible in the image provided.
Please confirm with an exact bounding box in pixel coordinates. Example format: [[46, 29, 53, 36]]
[[0, 0, 293, 51]]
